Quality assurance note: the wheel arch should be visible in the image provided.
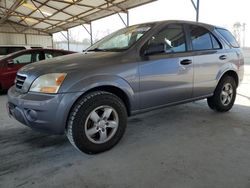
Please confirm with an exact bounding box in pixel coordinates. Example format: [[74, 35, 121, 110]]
[[83, 85, 131, 116], [218, 70, 239, 87]]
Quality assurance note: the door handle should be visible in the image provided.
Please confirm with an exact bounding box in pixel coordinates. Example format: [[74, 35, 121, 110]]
[[180, 59, 192, 65], [219, 55, 227, 60]]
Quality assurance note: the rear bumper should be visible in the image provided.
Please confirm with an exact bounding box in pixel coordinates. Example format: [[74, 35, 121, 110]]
[[7, 86, 83, 135]]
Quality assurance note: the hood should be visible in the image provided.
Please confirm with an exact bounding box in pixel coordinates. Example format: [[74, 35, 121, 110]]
[[18, 51, 124, 77], [16, 51, 130, 93]]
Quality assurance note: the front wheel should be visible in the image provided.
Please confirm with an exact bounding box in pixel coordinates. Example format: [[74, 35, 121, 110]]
[[66, 91, 127, 154], [207, 76, 237, 112]]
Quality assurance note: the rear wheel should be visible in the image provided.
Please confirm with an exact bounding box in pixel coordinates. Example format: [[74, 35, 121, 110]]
[[207, 76, 237, 112], [66, 91, 127, 154]]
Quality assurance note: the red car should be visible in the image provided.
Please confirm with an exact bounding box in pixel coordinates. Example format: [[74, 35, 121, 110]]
[[0, 48, 75, 91]]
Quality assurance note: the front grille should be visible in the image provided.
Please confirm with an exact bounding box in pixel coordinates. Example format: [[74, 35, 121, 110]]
[[15, 74, 27, 90]]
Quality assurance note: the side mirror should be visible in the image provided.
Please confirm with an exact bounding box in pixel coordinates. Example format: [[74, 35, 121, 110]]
[[7, 59, 14, 65], [144, 43, 165, 56]]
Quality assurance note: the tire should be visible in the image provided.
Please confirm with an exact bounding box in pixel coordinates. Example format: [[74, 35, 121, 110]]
[[66, 91, 127, 154], [207, 76, 237, 112]]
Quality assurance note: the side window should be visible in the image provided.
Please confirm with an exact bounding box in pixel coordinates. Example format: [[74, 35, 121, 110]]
[[53, 52, 64, 57], [45, 52, 53, 59], [0, 47, 25, 56], [190, 26, 213, 50], [0, 47, 7, 56], [211, 35, 221, 49], [190, 26, 221, 51], [8, 47, 25, 54], [13, 53, 32, 64], [32, 52, 45, 62], [148, 24, 186, 53], [216, 28, 239, 48]]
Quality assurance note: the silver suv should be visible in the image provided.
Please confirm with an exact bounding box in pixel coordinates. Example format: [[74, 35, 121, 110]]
[[7, 20, 244, 154]]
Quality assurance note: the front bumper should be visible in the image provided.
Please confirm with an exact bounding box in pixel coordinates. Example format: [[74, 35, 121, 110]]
[[7, 86, 83, 135]]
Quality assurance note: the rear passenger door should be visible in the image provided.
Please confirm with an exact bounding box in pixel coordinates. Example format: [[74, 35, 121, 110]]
[[139, 24, 194, 109], [187, 25, 227, 97]]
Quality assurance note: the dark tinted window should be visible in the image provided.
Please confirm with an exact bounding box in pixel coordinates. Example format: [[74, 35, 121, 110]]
[[0, 47, 7, 55], [53, 51, 64, 57], [0, 47, 25, 55], [8, 47, 25, 54], [190, 26, 213, 50], [148, 24, 186, 53], [217, 28, 239, 48], [45, 52, 54, 59], [33, 52, 45, 62]]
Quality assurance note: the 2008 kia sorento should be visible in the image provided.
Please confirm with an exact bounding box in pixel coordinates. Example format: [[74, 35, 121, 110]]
[[7, 20, 244, 154]]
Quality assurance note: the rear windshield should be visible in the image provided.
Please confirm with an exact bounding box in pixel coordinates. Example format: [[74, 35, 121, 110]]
[[216, 28, 239, 48], [0, 47, 26, 55]]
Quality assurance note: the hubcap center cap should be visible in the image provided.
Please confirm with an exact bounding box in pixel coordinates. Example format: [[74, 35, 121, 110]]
[[98, 120, 106, 128]]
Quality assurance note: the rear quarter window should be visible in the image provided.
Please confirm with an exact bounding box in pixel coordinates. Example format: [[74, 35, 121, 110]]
[[0, 47, 7, 55], [8, 47, 26, 53], [0, 47, 25, 55], [216, 28, 239, 48]]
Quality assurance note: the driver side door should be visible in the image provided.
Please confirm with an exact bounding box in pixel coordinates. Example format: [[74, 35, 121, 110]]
[[139, 24, 194, 110]]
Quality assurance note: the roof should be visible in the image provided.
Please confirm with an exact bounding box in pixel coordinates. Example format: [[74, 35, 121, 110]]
[[0, 0, 157, 34]]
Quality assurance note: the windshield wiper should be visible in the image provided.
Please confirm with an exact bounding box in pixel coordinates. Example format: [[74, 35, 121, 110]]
[[86, 48, 107, 52], [86, 48, 127, 52]]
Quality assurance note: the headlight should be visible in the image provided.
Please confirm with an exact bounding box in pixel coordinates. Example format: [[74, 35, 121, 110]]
[[30, 73, 67, 94]]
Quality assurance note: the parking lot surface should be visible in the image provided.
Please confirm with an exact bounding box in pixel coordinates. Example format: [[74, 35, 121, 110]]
[[0, 66, 250, 188]]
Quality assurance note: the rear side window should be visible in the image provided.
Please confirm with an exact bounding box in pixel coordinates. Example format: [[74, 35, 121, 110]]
[[33, 52, 45, 62], [216, 28, 239, 48], [190, 26, 221, 51], [0, 47, 25, 55], [45, 52, 54, 59], [8, 47, 25, 54], [53, 51, 64, 57], [0, 47, 7, 55]]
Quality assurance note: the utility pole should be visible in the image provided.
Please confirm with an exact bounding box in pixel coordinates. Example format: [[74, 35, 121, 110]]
[[191, 0, 200, 22], [242, 23, 246, 48]]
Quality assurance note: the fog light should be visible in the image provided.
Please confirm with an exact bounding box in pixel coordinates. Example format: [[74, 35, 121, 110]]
[[25, 109, 37, 121]]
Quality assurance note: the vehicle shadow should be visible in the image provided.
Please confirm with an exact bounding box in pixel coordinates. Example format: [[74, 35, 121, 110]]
[[0, 90, 7, 95]]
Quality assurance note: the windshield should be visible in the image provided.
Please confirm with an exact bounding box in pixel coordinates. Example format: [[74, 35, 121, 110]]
[[87, 24, 152, 52]]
